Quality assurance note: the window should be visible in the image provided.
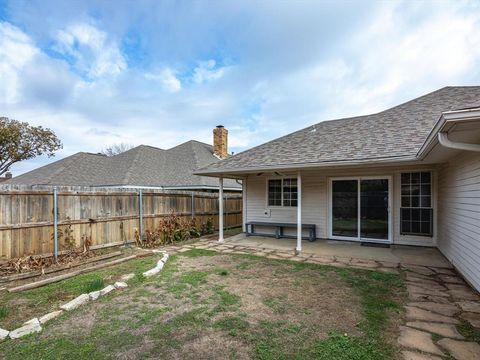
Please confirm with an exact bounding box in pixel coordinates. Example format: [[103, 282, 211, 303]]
[[268, 178, 298, 207], [400, 172, 433, 236]]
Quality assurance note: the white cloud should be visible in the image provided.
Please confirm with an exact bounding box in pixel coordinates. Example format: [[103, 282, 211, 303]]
[[55, 23, 126, 77], [145, 68, 182, 93], [0, 22, 39, 103], [192, 60, 227, 84]]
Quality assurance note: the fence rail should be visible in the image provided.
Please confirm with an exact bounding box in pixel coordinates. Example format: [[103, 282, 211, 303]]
[[0, 186, 242, 259]]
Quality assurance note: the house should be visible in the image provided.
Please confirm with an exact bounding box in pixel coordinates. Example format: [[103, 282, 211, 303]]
[[6, 126, 240, 192], [196, 86, 480, 291]]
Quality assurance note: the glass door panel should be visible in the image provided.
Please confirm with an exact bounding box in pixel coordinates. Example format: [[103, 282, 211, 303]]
[[360, 179, 389, 240], [332, 180, 358, 238]]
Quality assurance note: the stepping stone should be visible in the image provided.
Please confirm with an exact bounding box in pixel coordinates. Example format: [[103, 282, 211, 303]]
[[349, 259, 378, 268], [407, 285, 449, 298], [408, 302, 459, 317], [456, 301, 480, 313], [114, 281, 128, 289], [405, 306, 459, 324], [406, 321, 464, 339], [459, 312, 480, 328], [39, 310, 63, 324], [429, 267, 456, 276], [402, 350, 443, 360], [398, 326, 445, 356], [437, 338, 480, 360], [378, 267, 399, 274], [335, 256, 352, 264], [409, 293, 451, 304], [310, 257, 334, 264], [438, 275, 465, 284], [449, 288, 480, 301], [379, 261, 398, 268], [403, 265, 436, 276], [406, 274, 440, 285], [406, 281, 447, 292]]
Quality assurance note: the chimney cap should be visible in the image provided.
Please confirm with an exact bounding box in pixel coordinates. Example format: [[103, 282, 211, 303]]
[[216, 125, 224, 129]]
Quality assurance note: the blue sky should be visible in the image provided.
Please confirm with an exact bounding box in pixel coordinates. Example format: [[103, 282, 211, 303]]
[[1, 0, 480, 175]]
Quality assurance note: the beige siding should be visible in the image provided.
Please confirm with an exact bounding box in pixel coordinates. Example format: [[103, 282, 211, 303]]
[[438, 151, 480, 291], [245, 165, 437, 246]]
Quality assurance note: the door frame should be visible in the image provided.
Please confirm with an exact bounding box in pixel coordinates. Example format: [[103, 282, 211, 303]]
[[328, 175, 392, 243]]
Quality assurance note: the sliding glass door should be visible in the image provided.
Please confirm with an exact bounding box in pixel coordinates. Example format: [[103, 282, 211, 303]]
[[331, 177, 390, 242]]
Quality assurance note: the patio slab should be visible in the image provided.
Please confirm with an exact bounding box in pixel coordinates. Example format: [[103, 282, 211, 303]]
[[224, 234, 452, 268]]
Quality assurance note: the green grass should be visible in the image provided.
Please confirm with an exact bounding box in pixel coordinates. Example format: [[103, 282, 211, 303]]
[[0, 255, 159, 329], [0, 305, 7, 320], [0, 250, 406, 360], [457, 321, 480, 342], [181, 248, 218, 257], [83, 277, 105, 293]]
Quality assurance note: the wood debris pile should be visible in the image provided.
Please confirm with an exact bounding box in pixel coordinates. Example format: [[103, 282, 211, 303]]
[[0, 249, 96, 276]]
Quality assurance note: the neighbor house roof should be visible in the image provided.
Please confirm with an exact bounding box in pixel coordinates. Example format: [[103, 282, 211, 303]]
[[197, 86, 480, 174], [7, 141, 240, 190]]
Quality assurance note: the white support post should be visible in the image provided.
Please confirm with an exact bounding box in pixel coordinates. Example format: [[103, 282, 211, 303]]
[[296, 171, 302, 253], [242, 177, 247, 233], [219, 176, 224, 242]]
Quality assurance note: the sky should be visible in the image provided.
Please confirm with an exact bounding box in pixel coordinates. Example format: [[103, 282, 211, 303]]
[[1, 0, 480, 175]]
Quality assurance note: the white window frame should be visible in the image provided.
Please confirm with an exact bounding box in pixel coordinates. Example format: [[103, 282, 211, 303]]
[[265, 176, 298, 208], [328, 175, 392, 243]]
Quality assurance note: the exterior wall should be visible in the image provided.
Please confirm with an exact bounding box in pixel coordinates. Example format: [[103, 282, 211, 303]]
[[438, 151, 480, 291], [244, 165, 438, 246]]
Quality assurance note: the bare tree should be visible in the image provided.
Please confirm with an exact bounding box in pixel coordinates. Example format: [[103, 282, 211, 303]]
[[0, 117, 62, 176], [101, 143, 135, 156]]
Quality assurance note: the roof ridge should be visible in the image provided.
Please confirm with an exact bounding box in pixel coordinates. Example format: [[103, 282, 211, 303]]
[[122, 146, 146, 184]]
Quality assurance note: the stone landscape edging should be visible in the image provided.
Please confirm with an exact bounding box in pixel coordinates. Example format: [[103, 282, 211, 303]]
[[0, 251, 169, 341]]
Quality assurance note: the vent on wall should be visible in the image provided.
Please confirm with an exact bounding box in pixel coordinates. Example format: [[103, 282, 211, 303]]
[[264, 209, 271, 217]]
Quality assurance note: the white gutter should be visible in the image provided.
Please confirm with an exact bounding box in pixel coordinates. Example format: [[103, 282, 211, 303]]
[[438, 132, 480, 152]]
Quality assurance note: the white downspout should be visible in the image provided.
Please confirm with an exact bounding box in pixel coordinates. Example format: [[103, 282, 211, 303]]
[[218, 176, 224, 242], [296, 171, 302, 253], [438, 132, 480, 152]]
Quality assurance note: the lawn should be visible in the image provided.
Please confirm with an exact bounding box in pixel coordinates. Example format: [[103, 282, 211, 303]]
[[0, 249, 406, 360]]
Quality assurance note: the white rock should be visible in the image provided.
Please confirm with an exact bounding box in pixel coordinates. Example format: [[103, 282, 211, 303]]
[[0, 328, 9, 340], [39, 310, 63, 324], [89, 290, 101, 301], [99, 285, 115, 296], [161, 254, 169, 263], [23, 318, 40, 326], [60, 293, 90, 311], [114, 281, 128, 289], [9, 322, 42, 339], [120, 273, 135, 281]]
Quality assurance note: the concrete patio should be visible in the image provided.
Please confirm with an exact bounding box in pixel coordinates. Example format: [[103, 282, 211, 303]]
[[224, 233, 453, 268]]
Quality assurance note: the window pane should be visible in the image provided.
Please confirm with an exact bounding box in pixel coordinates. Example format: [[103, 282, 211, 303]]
[[420, 196, 431, 208], [400, 172, 433, 237], [283, 178, 298, 207], [332, 180, 358, 238], [420, 184, 431, 196], [421, 172, 431, 183], [411, 196, 419, 207], [268, 179, 282, 206]]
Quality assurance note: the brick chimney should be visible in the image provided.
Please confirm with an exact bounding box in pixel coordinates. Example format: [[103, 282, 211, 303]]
[[213, 125, 228, 159]]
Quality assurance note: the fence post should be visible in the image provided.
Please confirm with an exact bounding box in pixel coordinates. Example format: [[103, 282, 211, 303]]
[[139, 190, 144, 245], [53, 186, 58, 261], [191, 192, 195, 219]]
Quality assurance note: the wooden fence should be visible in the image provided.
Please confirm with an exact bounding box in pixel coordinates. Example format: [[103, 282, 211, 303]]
[[0, 186, 242, 259]]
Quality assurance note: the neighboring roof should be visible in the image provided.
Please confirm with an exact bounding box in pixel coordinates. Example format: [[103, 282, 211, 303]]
[[197, 86, 480, 174], [7, 141, 240, 189]]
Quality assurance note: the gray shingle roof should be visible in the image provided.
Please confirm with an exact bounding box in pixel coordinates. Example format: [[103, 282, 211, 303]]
[[198, 86, 480, 173], [7, 141, 240, 190]]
